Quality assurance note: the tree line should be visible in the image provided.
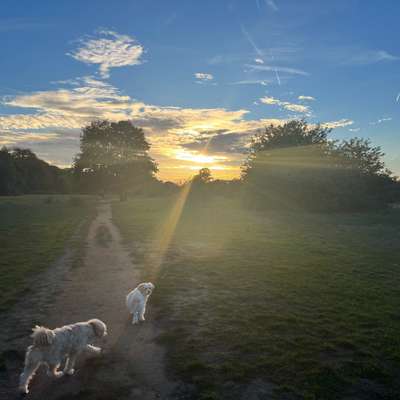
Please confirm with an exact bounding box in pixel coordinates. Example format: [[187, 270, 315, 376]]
[[0, 118, 399, 211]]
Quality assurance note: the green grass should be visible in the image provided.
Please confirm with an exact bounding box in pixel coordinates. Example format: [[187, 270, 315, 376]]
[[0, 195, 96, 311], [113, 195, 400, 399]]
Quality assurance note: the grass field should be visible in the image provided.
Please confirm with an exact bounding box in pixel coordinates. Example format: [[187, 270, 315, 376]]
[[0, 195, 95, 311], [113, 195, 400, 399]]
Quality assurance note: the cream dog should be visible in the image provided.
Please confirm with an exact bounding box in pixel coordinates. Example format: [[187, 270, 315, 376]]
[[19, 319, 107, 394], [126, 282, 155, 324]]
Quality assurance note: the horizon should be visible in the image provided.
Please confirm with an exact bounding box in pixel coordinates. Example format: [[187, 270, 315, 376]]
[[0, 0, 399, 182]]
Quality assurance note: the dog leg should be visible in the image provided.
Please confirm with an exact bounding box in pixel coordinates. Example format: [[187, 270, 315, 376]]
[[64, 355, 78, 376], [19, 361, 40, 394], [132, 312, 139, 325], [139, 304, 146, 321], [47, 363, 64, 378], [86, 344, 102, 356]]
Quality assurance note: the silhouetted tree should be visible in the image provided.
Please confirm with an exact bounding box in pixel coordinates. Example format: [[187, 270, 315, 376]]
[[73, 120, 158, 199], [0, 147, 18, 195], [242, 120, 397, 211], [192, 167, 213, 184]]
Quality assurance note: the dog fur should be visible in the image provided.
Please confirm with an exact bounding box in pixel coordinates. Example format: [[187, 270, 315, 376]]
[[126, 282, 155, 324], [19, 319, 107, 394]]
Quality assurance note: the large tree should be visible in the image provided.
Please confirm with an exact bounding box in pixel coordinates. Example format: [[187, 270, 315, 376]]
[[74, 120, 158, 198], [242, 120, 397, 211]]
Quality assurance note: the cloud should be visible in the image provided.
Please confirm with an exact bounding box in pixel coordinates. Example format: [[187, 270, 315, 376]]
[[265, 0, 278, 11], [246, 64, 309, 76], [260, 96, 310, 115], [369, 117, 392, 125], [298, 95, 315, 101], [69, 30, 144, 78], [0, 131, 60, 146], [254, 58, 264, 64], [194, 73, 214, 83], [231, 80, 269, 86], [342, 50, 399, 66], [194, 73, 213, 81], [322, 119, 354, 129], [349, 127, 360, 132], [194, 73, 216, 85]]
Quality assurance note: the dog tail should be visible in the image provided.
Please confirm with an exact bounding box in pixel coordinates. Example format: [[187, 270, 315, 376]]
[[31, 325, 55, 346]]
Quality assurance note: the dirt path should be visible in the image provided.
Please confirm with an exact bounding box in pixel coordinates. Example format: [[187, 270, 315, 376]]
[[1, 202, 177, 399]]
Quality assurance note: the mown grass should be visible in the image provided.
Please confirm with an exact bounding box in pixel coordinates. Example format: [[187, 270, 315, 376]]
[[0, 195, 96, 311], [113, 195, 400, 399]]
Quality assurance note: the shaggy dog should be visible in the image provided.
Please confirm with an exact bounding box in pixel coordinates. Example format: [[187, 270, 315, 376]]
[[126, 282, 155, 324], [19, 319, 107, 394]]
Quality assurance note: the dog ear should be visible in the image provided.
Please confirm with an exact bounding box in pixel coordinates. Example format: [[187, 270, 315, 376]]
[[88, 319, 107, 338]]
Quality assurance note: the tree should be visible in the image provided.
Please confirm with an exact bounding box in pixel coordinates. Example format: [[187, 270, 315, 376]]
[[73, 120, 158, 199], [192, 167, 213, 184], [0, 147, 17, 195], [242, 120, 396, 211]]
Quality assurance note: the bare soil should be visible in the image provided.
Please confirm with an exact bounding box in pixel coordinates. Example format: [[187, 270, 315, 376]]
[[0, 202, 178, 400]]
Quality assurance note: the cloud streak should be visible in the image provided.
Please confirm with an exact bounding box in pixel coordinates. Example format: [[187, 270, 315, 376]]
[[246, 64, 309, 76]]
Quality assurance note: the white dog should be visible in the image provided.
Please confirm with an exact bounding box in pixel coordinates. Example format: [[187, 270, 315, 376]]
[[126, 282, 155, 324], [19, 319, 107, 394]]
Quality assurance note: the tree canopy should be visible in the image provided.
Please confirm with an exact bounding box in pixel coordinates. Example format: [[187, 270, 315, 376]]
[[0, 147, 66, 195], [242, 120, 397, 211], [73, 120, 158, 197]]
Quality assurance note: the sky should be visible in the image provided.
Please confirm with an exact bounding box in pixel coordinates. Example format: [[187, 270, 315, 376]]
[[0, 0, 399, 182]]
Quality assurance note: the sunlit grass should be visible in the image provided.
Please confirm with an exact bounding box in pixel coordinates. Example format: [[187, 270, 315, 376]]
[[113, 195, 400, 398]]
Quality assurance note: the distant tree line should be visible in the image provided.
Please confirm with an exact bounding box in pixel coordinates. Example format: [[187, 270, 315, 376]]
[[0, 147, 70, 195], [1, 119, 399, 211]]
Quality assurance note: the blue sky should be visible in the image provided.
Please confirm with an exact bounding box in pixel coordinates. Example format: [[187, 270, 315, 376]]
[[0, 0, 399, 181]]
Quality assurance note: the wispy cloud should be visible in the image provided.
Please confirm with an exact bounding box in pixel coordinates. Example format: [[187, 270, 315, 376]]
[[343, 50, 399, 65], [265, 0, 279, 11], [349, 127, 360, 132], [260, 95, 311, 115], [254, 58, 264, 64], [298, 95, 315, 101], [322, 119, 354, 129], [246, 64, 309, 76], [68, 30, 144, 78], [231, 80, 269, 86], [369, 117, 392, 125], [240, 25, 264, 59]]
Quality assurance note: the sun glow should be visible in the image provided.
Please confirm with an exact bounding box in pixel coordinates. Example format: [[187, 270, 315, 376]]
[[174, 149, 228, 164]]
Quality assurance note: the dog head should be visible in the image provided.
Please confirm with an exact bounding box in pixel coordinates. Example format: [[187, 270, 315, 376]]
[[137, 282, 155, 296], [88, 319, 108, 338]]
